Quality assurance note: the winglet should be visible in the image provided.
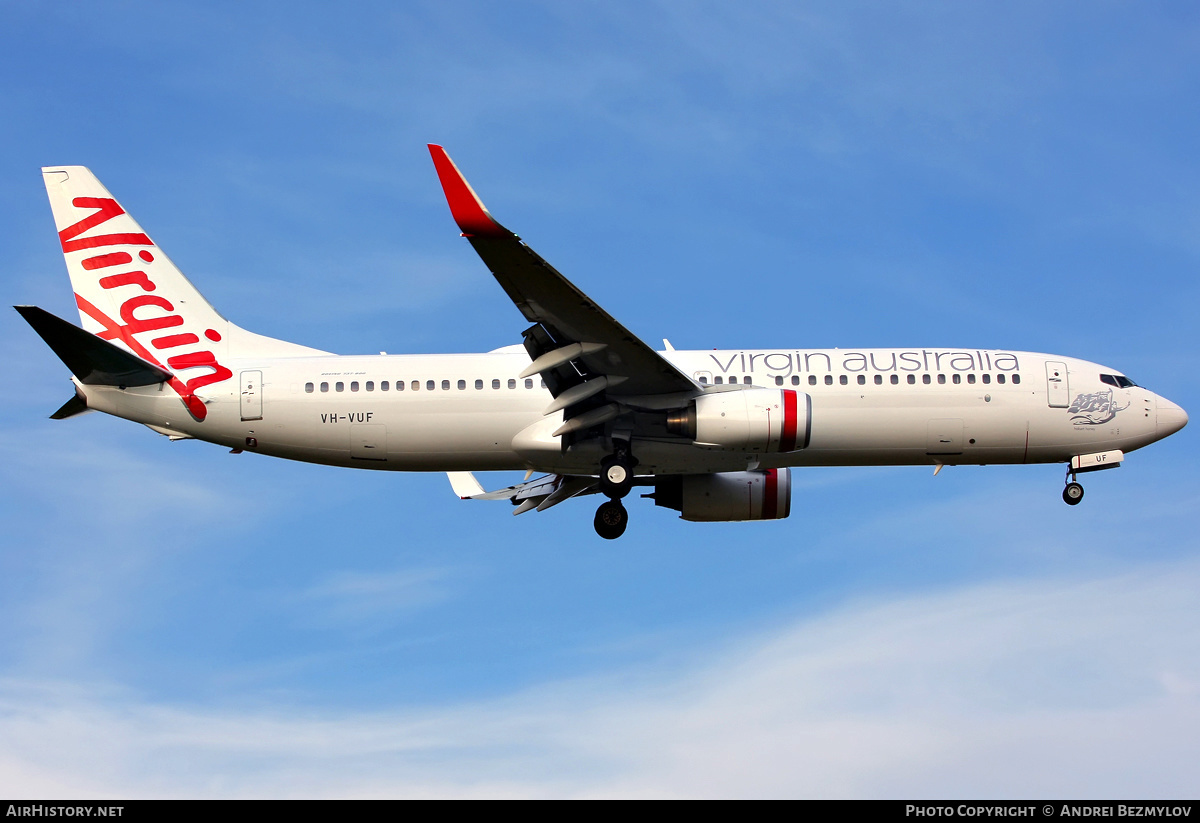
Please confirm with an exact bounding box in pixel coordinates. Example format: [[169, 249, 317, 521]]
[[428, 145, 508, 237], [447, 471, 487, 499]]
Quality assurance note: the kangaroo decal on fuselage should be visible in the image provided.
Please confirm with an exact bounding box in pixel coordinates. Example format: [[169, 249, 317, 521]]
[[1068, 389, 1130, 426]]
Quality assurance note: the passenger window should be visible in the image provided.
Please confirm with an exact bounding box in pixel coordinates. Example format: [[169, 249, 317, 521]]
[[458, 379, 466, 390], [715, 376, 723, 385], [413, 380, 420, 391], [857, 375, 866, 385], [336, 382, 345, 392], [441, 380, 450, 390], [492, 379, 501, 389], [775, 376, 784, 386], [540, 379, 546, 388], [475, 379, 483, 390], [728, 376, 738, 384], [839, 375, 848, 385], [809, 375, 817, 386], [351, 381, 359, 392], [996, 374, 1006, 384], [382, 381, 390, 391], [922, 374, 931, 385], [427, 380, 435, 391], [508, 379, 516, 389], [1013, 374, 1021, 385], [907, 375, 916, 385], [699, 376, 709, 384], [305, 382, 314, 393], [967, 374, 976, 384], [744, 376, 751, 384], [952, 374, 961, 384], [524, 378, 533, 389], [874, 375, 882, 385], [890, 375, 899, 385], [982, 374, 991, 384], [366, 381, 374, 391], [791, 376, 800, 386], [321, 382, 329, 392], [937, 374, 946, 384], [824, 375, 833, 386]]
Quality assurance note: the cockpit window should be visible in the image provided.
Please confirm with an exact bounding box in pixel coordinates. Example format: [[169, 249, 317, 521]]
[[1101, 373, 1139, 389]]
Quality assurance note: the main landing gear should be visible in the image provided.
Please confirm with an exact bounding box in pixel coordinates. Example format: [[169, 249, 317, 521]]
[[594, 441, 637, 539], [1062, 465, 1084, 506], [594, 500, 628, 539]]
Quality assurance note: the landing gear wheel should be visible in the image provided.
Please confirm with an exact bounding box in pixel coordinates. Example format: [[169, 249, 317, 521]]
[[594, 500, 628, 539], [599, 454, 634, 499], [1063, 482, 1084, 506]]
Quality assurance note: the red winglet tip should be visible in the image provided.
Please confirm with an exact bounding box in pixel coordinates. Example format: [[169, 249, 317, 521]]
[[427, 145, 507, 238]]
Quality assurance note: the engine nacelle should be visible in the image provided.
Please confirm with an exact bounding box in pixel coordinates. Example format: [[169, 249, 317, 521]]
[[666, 388, 810, 453], [651, 469, 792, 522]]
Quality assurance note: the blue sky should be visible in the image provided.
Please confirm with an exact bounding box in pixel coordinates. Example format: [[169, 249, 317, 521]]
[[1, 1, 1198, 797]]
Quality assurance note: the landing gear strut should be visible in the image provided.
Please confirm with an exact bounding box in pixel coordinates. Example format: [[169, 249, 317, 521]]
[[1062, 465, 1084, 506], [595, 440, 637, 538], [594, 500, 628, 539], [599, 444, 636, 500]]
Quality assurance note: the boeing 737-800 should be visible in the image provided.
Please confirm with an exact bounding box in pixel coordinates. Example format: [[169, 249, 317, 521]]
[[17, 146, 1188, 539]]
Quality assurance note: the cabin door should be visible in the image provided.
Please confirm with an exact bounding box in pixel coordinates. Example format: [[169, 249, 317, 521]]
[[1045, 361, 1070, 408]]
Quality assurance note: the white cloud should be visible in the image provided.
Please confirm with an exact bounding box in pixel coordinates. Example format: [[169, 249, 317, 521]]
[[0, 560, 1196, 798], [288, 567, 456, 628]]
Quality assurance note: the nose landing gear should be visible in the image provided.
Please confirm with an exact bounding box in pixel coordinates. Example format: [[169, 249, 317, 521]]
[[1062, 465, 1084, 506], [1063, 482, 1085, 505]]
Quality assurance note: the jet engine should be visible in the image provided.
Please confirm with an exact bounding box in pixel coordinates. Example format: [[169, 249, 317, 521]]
[[666, 388, 810, 453], [650, 469, 792, 522]]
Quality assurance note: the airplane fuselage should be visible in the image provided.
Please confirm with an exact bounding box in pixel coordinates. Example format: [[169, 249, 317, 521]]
[[76, 346, 1181, 476]]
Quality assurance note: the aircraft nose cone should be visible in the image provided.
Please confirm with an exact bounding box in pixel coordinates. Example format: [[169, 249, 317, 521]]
[[1157, 397, 1188, 438]]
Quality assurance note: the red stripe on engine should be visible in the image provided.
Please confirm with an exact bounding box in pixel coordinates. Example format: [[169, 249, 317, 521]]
[[762, 468, 778, 520], [780, 390, 798, 452]]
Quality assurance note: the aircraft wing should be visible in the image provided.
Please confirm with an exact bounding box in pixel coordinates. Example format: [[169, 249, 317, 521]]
[[428, 146, 699, 412]]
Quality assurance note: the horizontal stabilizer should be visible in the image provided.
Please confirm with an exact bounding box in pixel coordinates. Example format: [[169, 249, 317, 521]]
[[15, 305, 173, 387], [50, 391, 90, 420]]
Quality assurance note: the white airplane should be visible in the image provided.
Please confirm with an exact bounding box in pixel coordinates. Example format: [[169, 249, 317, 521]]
[[17, 147, 1188, 539]]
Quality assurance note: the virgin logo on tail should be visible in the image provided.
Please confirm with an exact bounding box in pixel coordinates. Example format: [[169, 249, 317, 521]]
[[61, 196, 232, 420]]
